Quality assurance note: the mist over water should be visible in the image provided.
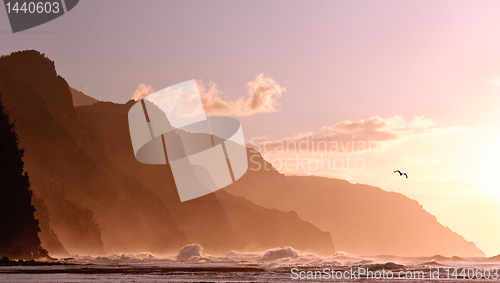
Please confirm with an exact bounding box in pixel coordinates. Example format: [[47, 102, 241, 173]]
[[1, 244, 499, 282]]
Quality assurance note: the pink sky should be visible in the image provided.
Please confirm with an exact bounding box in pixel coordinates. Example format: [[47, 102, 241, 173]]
[[2, 0, 500, 256]]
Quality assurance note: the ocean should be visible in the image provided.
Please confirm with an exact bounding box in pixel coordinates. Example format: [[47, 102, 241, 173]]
[[1, 247, 499, 282]]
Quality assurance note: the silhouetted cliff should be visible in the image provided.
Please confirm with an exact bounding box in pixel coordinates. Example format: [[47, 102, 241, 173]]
[[0, 93, 48, 260], [76, 101, 335, 255], [70, 87, 98, 107], [0, 50, 335, 256], [0, 50, 188, 255]]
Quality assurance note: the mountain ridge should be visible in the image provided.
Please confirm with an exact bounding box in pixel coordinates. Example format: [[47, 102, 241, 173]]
[[224, 159, 484, 257], [0, 50, 335, 256], [75, 100, 335, 255], [0, 49, 484, 258]]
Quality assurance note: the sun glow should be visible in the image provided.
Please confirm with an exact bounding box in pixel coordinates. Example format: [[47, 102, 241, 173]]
[[492, 78, 500, 87], [474, 133, 500, 197]]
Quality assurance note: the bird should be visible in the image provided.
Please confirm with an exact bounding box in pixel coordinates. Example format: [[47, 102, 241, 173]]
[[394, 170, 408, 179]]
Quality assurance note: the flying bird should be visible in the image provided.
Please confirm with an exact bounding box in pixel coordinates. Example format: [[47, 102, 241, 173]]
[[394, 170, 408, 179]]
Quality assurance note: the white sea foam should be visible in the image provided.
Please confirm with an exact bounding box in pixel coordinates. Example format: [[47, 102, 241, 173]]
[[361, 262, 405, 270], [54, 249, 500, 271], [260, 246, 298, 261], [176, 244, 203, 262], [3, 248, 500, 283]]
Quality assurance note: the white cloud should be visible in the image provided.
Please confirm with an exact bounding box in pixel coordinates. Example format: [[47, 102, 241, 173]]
[[250, 115, 466, 153], [131, 84, 155, 101], [198, 74, 285, 116]]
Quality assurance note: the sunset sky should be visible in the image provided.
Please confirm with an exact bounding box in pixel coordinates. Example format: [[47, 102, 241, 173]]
[[1, 0, 500, 256]]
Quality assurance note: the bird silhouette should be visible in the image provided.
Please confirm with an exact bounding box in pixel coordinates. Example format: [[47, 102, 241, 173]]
[[394, 170, 408, 179]]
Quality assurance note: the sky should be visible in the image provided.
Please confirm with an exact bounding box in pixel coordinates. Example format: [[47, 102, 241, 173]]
[[1, 0, 500, 256]]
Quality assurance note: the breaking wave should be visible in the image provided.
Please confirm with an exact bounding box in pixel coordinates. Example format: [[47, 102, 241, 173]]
[[260, 246, 298, 261], [46, 245, 500, 272], [361, 262, 405, 270], [176, 244, 203, 262], [4, 245, 499, 283]]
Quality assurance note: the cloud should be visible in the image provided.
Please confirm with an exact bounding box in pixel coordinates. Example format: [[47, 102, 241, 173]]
[[249, 115, 465, 154], [492, 78, 500, 87], [130, 75, 284, 116], [198, 73, 285, 116], [320, 115, 438, 140], [404, 157, 442, 164], [131, 84, 155, 101]]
